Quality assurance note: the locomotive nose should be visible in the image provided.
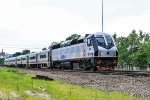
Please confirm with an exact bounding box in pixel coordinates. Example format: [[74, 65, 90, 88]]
[[106, 46, 111, 49]]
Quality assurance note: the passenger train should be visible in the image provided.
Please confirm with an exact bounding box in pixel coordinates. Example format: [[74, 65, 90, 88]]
[[4, 32, 118, 71]]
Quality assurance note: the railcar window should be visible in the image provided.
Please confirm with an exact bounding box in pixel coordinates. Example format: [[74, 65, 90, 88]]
[[17, 59, 20, 61], [22, 58, 26, 60], [105, 35, 114, 47], [30, 56, 35, 60], [96, 37, 106, 47], [40, 54, 46, 58]]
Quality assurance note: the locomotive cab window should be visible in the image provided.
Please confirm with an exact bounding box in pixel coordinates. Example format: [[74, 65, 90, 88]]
[[96, 37, 106, 47], [105, 35, 114, 47]]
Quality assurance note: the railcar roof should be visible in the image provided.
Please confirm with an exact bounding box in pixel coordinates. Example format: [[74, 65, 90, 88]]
[[27, 53, 37, 56], [20, 55, 28, 57], [16, 55, 22, 58], [8, 57, 16, 60], [37, 50, 48, 54]]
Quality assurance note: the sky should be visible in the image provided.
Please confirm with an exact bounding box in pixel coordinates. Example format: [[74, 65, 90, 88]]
[[0, 0, 150, 54]]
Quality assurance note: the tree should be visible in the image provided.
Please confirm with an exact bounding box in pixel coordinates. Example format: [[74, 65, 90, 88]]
[[132, 43, 149, 70], [0, 58, 4, 65], [66, 34, 81, 41], [22, 49, 30, 55], [116, 30, 150, 70], [13, 52, 21, 57], [42, 47, 47, 51], [126, 30, 139, 69], [117, 36, 129, 69], [48, 41, 58, 49]]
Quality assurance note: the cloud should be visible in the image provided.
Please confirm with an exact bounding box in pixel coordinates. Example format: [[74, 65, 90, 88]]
[[105, 14, 150, 36], [19, 6, 98, 43], [0, 0, 98, 53], [0, 0, 150, 54]]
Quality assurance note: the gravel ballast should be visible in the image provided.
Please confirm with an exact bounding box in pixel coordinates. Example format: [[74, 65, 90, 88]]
[[19, 69, 150, 100]]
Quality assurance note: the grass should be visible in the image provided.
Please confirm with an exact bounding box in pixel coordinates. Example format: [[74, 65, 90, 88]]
[[0, 67, 140, 100]]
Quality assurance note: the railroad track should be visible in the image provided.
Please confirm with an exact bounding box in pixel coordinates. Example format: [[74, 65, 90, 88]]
[[19, 67, 150, 77], [85, 70, 150, 77]]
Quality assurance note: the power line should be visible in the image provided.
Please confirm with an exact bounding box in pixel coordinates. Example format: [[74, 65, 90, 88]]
[[0, 42, 46, 49], [0, 43, 45, 47], [0, 41, 49, 48], [0, 46, 42, 49]]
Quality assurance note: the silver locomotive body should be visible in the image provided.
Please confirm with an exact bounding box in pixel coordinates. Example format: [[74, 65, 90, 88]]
[[51, 32, 118, 70]]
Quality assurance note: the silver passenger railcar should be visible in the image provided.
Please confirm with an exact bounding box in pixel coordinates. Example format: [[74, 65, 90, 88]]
[[16, 56, 22, 67], [8, 57, 16, 67], [28, 53, 38, 68], [21, 55, 28, 67], [37, 50, 50, 68]]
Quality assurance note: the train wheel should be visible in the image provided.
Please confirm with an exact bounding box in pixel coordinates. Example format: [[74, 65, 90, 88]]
[[89, 65, 97, 71], [84, 62, 91, 71], [70, 62, 73, 70], [93, 66, 98, 71]]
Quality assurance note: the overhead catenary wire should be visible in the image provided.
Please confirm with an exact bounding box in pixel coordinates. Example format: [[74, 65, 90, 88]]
[[0, 42, 46, 50], [0, 46, 42, 49], [0, 44, 44, 50]]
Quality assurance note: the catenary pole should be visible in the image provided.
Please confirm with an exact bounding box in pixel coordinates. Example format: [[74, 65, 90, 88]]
[[102, 0, 103, 32]]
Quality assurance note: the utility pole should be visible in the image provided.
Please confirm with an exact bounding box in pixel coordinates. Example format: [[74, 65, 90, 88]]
[[102, 0, 103, 32], [2, 49, 4, 57]]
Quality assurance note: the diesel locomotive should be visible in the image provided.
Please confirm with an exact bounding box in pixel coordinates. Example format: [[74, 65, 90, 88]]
[[4, 32, 118, 71]]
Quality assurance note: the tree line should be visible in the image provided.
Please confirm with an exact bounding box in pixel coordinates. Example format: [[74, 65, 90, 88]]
[[13, 49, 30, 57], [113, 30, 150, 70]]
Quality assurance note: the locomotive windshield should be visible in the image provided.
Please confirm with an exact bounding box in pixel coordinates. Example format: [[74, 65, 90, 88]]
[[96, 37, 106, 47], [105, 35, 114, 47]]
